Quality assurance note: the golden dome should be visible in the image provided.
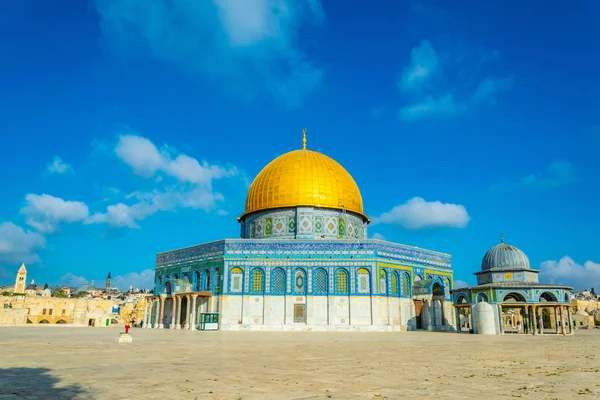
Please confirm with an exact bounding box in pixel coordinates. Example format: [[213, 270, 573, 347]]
[[240, 148, 368, 221]]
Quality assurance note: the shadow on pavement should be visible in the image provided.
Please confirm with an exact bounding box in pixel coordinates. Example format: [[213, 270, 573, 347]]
[[0, 367, 90, 399]]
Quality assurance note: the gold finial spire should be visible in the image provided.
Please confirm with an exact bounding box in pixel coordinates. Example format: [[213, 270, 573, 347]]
[[302, 128, 307, 150], [500, 233, 504, 244]]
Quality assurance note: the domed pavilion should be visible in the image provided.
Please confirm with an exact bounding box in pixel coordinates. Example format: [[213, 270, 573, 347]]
[[147, 131, 456, 332], [452, 237, 573, 335]]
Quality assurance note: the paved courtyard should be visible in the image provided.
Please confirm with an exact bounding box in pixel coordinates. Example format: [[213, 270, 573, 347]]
[[0, 327, 599, 400]]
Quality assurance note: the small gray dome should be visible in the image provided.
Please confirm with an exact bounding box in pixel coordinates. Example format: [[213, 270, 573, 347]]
[[481, 240, 530, 271]]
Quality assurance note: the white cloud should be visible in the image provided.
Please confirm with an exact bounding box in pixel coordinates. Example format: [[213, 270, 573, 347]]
[[60, 272, 89, 288], [46, 156, 74, 175], [492, 160, 575, 191], [115, 134, 237, 185], [399, 40, 439, 93], [370, 232, 386, 240], [373, 197, 470, 229], [539, 256, 600, 291], [20, 194, 89, 233], [454, 280, 468, 289], [472, 76, 514, 104], [399, 94, 466, 120], [111, 269, 155, 290], [397, 40, 512, 121], [0, 222, 46, 265], [94, 0, 324, 106]]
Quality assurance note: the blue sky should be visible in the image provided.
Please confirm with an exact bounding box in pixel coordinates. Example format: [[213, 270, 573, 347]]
[[1, 0, 599, 291]]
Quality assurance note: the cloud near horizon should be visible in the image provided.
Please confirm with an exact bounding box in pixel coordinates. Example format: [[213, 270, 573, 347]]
[[60, 269, 155, 290], [492, 160, 575, 191], [539, 256, 600, 291], [0, 222, 46, 265], [94, 0, 325, 107], [373, 197, 470, 229]]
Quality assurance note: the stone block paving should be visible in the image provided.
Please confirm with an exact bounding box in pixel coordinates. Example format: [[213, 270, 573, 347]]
[[1, 326, 599, 399]]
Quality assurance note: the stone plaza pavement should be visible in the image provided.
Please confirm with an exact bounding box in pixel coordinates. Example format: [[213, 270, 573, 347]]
[[0, 327, 599, 400]]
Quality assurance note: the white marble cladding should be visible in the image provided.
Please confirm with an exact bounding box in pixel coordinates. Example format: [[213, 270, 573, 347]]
[[219, 295, 456, 332], [240, 206, 367, 240]]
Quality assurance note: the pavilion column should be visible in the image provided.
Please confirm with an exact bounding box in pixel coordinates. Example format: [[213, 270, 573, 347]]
[[567, 307, 574, 334], [185, 295, 192, 329], [530, 306, 536, 335], [170, 296, 177, 329], [560, 306, 567, 335], [426, 300, 432, 331], [454, 307, 461, 332], [174, 296, 182, 329], [158, 295, 166, 329], [190, 295, 198, 331], [497, 304, 504, 335], [554, 306, 560, 334], [537, 306, 544, 335], [143, 299, 149, 329], [440, 300, 445, 327]]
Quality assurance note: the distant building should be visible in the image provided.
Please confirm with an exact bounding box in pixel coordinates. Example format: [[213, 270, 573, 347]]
[[106, 272, 111, 291], [14, 264, 27, 294]]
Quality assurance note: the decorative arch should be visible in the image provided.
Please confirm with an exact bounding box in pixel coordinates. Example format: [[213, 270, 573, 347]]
[[39, 320, 49, 324], [476, 292, 489, 302], [271, 268, 286, 295], [230, 267, 244, 293], [165, 281, 172, 295], [194, 270, 202, 291], [56, 319, 67, 324], [313, 268, 328, 295], [200, 270, 209, 291], [215, 268, 222, 294], [356, 268, 371, 294], [379, 269, 388, 295], [250, 268, 264, 294], [335, 268, 349, 295], [503, 292, 527, 302], [540, 291, 558, 302], [183, 273, 190, 283], [292, 268, 307, 295], [414, 274, 422, 282], [432, 282, 443, 296], [390, 271, 399, 297]]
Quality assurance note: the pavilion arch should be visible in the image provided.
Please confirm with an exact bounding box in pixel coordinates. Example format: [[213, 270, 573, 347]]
[[539, 291, 558, 302], [564, 293, 570, 302], [414, 274, 422, 283], [503, 292, 527, 303], [455, 294, 468, 304], [56, 319, 67, 324], [476, 292, 489, 303], [432, 282, 443, 297]]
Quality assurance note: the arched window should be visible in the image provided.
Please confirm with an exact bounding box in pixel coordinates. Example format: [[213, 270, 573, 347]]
[[271, 268, 286, 295], [379, 269, 387, 295], [201, 270, 209, 291], [183, 273, 190, 283], [390, 272, 399, 296], [313, 268, 328, 295], [477, 293, 488, 302], [250, 269, 264, 294], [230, 267, 243, 293], [402, 272, 410, 296], [336, 269, 349, 295], [293, 269, 306, 295], [357, 268, 370, 294]]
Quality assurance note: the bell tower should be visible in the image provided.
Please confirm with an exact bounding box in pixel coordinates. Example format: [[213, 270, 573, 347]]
[[106, 272, 111, 290], [14, 263, 27, 294]]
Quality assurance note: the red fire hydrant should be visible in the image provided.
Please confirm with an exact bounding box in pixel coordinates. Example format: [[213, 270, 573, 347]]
[[124, 324, 131, 334]]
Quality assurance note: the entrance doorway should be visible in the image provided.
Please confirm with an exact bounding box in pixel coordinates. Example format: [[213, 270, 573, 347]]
[[414, 300, 423, 329]]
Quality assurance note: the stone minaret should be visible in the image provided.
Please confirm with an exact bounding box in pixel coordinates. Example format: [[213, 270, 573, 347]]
[[14, 263, 27, 293], [106, 272, 111, 290]]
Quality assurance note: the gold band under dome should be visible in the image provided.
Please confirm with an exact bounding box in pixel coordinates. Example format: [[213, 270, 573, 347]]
[[239, 133, 368, 222]]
